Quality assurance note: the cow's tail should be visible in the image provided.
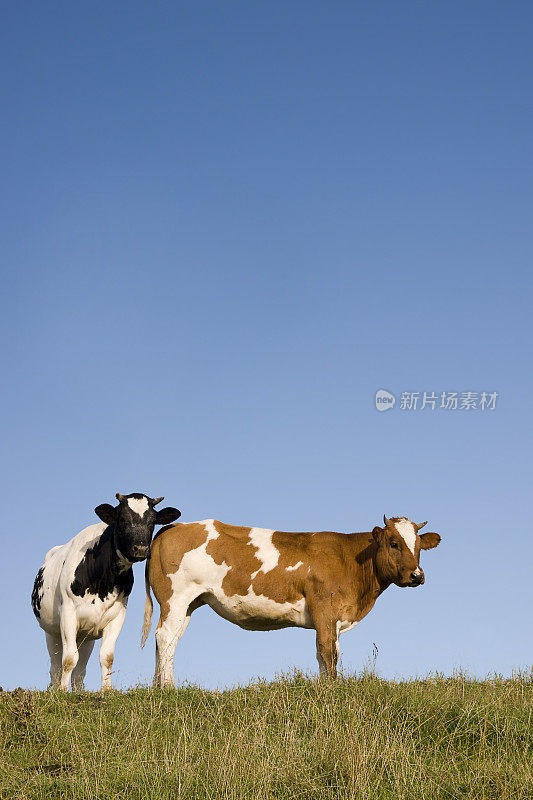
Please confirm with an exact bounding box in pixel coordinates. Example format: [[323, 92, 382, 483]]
[[140, 561, 153, 649]]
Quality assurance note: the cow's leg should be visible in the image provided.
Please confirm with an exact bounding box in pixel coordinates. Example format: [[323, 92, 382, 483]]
[[154, 611, 192, 688], [71, 639, 95, 692], [314, 619, 339, 679], [99, 607, 126, 691], [316, 638, 327, 677], [59, 605, 79, 690], [154, 591, 199, 688], [45, 633, 62, 689]]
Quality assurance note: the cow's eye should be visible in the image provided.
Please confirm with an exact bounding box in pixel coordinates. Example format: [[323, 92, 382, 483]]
[[390, 541, 399, 549]]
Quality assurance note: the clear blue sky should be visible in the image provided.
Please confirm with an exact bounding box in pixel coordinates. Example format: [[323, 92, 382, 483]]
[[1, 2, 531, 690]]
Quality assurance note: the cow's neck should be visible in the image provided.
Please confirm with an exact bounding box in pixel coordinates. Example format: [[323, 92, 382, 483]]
[[348, 534, 390, 620], [109, 526, 134, 574]]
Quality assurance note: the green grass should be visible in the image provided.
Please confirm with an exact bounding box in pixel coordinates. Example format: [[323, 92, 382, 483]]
[[1, 672, 531, 799]]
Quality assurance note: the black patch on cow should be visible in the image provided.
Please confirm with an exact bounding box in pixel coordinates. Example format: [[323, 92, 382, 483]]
[[70, 526, 134, 602], [31, 567, 44, 618]]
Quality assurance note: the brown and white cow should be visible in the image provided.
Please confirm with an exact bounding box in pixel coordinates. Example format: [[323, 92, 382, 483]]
[[141, 515, 441, 684]]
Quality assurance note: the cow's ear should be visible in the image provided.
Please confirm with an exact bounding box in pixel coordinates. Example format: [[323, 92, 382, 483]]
[[372, 526, 383, 542], [419, 531, 441, 550], [95, 504, 117, 525], [155, 507, 181, 525]]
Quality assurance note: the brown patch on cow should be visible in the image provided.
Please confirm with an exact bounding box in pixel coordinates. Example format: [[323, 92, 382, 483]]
[[149, 522, 209, 624], [250, 531, 311, 604], [276, 530, 387, 629], [206, 522, 310, 605], [206, 521, 259, 596]]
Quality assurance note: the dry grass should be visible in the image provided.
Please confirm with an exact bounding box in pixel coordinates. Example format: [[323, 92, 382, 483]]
[[1, 671, 531, 799]]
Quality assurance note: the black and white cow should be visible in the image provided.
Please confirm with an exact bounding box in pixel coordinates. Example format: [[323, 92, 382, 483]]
[[31, 493, 180, 691]]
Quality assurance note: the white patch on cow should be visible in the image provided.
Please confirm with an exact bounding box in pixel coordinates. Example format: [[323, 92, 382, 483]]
[[76, 590, 127, 637], [337, 619, 358, 635], [127, 496, 149, 517], [248, 527, 279, 577], [169, 520, 229, 591], [44, 545, 63, 562], [113, 544, 135, 573], [210, 589, 311, 630], [286, 561, 303, 572], [394, 518, 417, 554], [413, 566, 422, 577], [333, 619, 358, 661]]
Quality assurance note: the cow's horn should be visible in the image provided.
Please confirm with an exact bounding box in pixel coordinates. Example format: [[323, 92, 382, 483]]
[[152, 496, 164, 506], [415, 521, 428, 532], [116, 493, 126, 503], [383, 515, 390, 527]]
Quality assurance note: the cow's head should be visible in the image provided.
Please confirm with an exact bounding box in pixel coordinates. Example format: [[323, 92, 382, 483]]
[[372, 515, 441, 588], [94, 493, 181, 562]]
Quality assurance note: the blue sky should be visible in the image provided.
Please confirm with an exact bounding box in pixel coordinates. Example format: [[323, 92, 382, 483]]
[[1, 2, 531, 690]]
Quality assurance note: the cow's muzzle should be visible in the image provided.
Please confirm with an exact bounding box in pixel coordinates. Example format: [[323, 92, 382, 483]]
[[409, 571, 425, 587], [131, 545, 151, 560]]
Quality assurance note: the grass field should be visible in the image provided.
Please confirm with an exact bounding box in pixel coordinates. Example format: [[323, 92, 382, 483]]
[[1, 671, 531, 800]]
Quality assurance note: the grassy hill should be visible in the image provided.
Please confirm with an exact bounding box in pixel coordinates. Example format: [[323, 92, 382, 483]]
[[1, 672, 531, 799]]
